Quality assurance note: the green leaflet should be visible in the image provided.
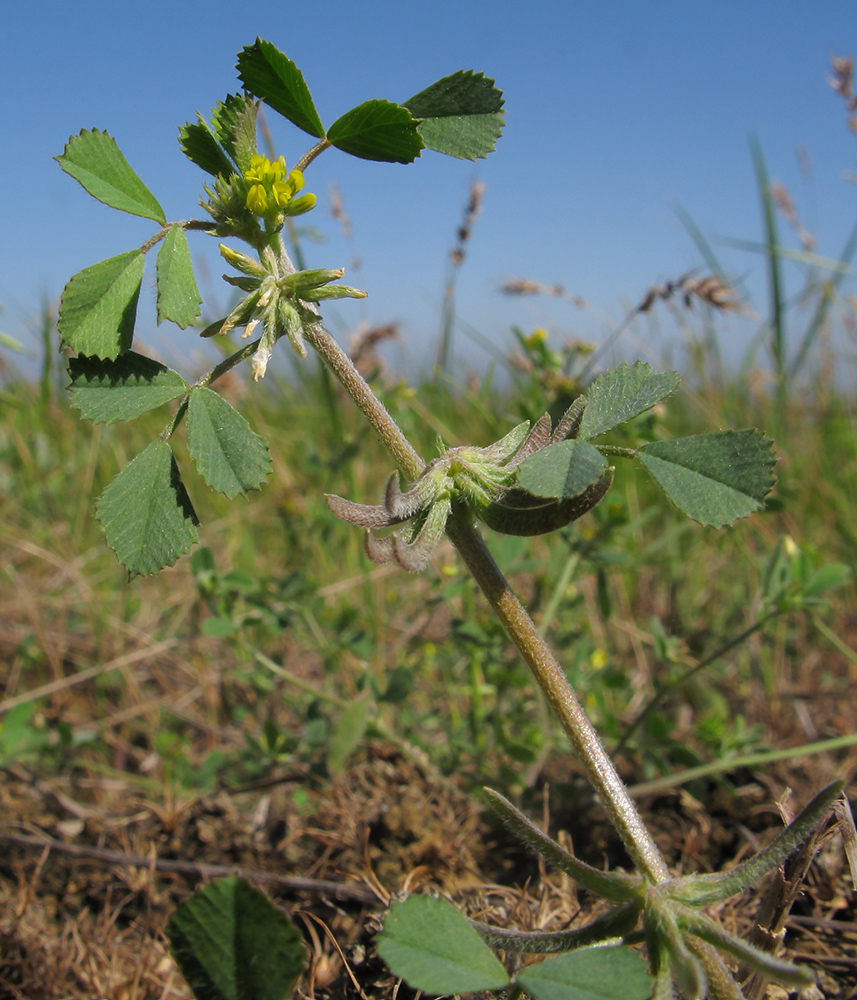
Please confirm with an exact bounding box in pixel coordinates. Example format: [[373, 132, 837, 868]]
[[377, 896, 509, 995], [179, 116, 235, 177], [56, 129, 165, 222], [517, 946, 652, 1000], [179, 94, 261, 178], [327, 100, 424, 163], [68, 352, 188, 424], [209, 93, 259, 174], [58, 251, 145, 359], [156, 225, 202, 328], [637, 430, 776, 527], [405, 70, 505, 160], [186, 387, 272, 499], [96, 441, 198, 577], [167, 878, 305, 1000], [517, 439, 608, 500], [578, 362, 682, 440], [236, 39, 324, 138]]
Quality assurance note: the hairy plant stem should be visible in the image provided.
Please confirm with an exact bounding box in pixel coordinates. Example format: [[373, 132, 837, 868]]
[[445, 513, 669, 883], [303, 321, 424, 478], [303, 317, 670, 885]]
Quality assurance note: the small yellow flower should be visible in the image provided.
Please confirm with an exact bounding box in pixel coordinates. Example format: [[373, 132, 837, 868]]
[[246, 183, 269, 215], [243, 155, 314, 219]]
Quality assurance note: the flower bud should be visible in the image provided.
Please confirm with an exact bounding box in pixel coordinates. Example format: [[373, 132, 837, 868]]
[[218, 243, 268, 277]]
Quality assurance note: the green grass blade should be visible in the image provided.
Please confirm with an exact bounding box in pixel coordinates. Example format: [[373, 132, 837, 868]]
[[749, 134, 786, 385], [671, 201, 731, 283], [790, 216, 857, 377]]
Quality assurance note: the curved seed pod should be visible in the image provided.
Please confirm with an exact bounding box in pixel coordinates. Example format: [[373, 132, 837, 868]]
[[365, 531, 395, 564], [325, 493, 393, 528], [219, 243, 269, 278], [223, 274, 263, 292], [550, 395, 586, 443], [393, 497, 451, 572], [477, 467, 614, 536], [385, 470, 436, 521]]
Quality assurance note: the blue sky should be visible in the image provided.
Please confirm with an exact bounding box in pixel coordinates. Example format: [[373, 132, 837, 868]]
[[2, 1, 856, 378]]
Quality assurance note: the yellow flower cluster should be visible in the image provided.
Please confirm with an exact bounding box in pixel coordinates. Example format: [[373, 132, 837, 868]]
[[521, 327, 548, 350], [243, 154, 316, 218]]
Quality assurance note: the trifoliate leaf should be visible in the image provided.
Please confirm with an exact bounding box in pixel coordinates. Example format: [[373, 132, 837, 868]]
[[579, 362, 682, 440], [168, 877, 305, 1000], [68, 352, 188, 424], [404, 70, 504, 160], [637, 430, 776, 527], [377, 896, 509, 995], [96, 440, 198, 577], [186, 387, 272, 498], [56, 129, 165, 223], [516, 946, 652, 1000], [58, 251, 145, 359], [517, 440, 608, 500], [156, 225, 202, 328], [327, 101, 424, 163], [236, 39, 324, 138], [179, 116, 235, 177]]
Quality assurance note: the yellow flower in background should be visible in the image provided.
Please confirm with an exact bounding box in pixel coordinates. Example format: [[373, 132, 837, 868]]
[[590, 648, 608, 670], [522, 327, 548, 350]]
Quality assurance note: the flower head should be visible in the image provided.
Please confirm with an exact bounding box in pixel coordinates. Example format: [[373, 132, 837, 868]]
[[243, 154, 316, 220]]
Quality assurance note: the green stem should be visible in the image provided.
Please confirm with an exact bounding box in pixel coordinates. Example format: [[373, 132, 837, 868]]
[[303, 321, 424, 478], [295, 138, 332, 174], [810, 610, 857, 666], [196, 338, 263, 389], [445, 512, 669, 883], [628, 733, 857, 797]]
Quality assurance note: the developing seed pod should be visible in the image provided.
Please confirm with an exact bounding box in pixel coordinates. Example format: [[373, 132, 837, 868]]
[[326, 493, 393, 528], [477, 468, 614, 536]]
